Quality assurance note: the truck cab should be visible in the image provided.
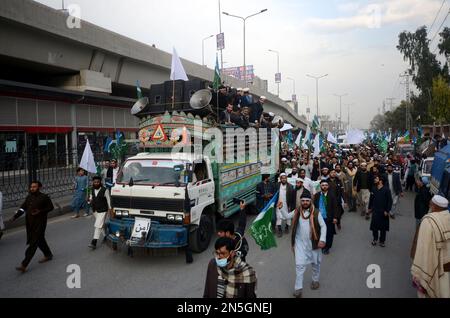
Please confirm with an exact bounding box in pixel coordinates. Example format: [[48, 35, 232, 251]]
[[107, 152, 216, 253]]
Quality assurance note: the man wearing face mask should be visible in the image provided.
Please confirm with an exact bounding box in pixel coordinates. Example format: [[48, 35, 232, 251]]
[[203, 237, 257, 298], [216, 201, 249, 262]]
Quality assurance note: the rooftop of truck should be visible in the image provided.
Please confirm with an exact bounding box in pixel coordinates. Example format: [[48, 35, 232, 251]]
[[127, 152, 204, 162]]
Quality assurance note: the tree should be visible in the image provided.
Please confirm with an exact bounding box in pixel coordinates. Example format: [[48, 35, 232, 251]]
[[429, 75, 450, 124], [370, 114, 387, 131], [397, 26, 448, 126]]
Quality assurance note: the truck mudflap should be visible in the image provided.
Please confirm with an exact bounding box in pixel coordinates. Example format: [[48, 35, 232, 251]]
[[106, 217, 188, 249]]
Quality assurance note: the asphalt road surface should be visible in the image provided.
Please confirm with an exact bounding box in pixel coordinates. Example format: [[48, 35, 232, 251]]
[[0, 192, 418, 298]]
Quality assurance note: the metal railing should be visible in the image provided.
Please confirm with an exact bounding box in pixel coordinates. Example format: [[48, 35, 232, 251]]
[[0, 147, 107, 208]]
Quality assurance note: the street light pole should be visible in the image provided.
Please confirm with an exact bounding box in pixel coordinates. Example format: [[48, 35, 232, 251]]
[[287, 77, 296, 114], [345, 103, 355, 130], [306, 74, 328, 118], [223, 9, 268, 84], [202, 35, 215, 66], [334, 93, 348, 132], [269, 49, 280, 96]]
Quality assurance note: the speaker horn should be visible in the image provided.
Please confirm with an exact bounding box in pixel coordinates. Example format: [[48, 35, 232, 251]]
[[189, 89, 212, 110], [131, 97, 149, 116]]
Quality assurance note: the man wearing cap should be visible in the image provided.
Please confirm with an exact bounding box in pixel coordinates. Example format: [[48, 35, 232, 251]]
[[299, 169, 315, 195], [249, 96, 265, 126], [368, 176, 392, 247], [241, 88, 253, 107], [320, 166, 330, 181], [234, 88, 244, 110], [411, 195, 450, 298], [88, 176, 112, 250], [276, 173, 296, 237], [353, 162, 371, 219], [313, 179, 339, 254], [289, 191, 327, 298], [293, 178, 311, 209]]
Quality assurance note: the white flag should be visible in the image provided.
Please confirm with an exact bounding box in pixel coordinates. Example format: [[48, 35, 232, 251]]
[[347, 129, 365, 145], [170, 47, 189, 81], [302, 126, 311, 150], [79, 139, 97, 174], [327, 132, 337, 144], [313, 134, 321, 158]]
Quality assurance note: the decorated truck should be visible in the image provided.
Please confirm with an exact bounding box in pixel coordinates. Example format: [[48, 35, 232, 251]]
[[106, 100, 277, 255]]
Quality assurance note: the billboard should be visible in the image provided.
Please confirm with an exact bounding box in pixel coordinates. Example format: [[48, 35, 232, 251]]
[[222, 65, 255, 81]]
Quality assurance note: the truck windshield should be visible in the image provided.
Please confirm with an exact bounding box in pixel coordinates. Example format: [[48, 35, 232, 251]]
[[423, 160, 433, 174], [116, 159, 187, 186]]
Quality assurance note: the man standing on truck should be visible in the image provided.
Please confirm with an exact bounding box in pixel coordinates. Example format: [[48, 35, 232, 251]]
[[216, 201, 249, 262], [88, 176, 112, 250], [105, 159, 119, 189], [203, 237, 257, 298]]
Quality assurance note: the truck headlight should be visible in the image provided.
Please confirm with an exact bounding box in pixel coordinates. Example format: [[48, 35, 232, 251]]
[[175, 215, 183, 222], [167, 214, 175, 221], [121, 210, 129, 217], [115, 210, 122, 217], [115, 231, 120, 238]]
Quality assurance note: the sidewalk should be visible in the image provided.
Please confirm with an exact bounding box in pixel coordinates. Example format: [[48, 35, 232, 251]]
[[2, 194, 75, 230]]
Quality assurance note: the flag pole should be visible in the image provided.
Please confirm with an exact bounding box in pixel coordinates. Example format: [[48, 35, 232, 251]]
[[172, 80, 175, 111]]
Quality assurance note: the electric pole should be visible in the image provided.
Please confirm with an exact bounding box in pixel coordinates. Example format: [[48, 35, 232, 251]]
[[400, 71, 411, 131], [386, 98, 396, 111]]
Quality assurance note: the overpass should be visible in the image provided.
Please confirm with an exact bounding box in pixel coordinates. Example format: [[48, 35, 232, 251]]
[[0, 0, 307, 130]]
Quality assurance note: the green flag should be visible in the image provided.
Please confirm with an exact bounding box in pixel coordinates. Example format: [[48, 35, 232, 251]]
[[250, 193, 278, 250], [379, 139, 388, 153], [213, 54, 221, 90]]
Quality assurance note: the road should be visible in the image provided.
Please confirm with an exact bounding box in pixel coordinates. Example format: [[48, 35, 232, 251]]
[[0, 192, 418, 298]]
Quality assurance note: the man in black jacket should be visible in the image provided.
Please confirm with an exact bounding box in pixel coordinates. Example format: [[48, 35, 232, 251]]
[[216, 201, 249, 262], [256, 174, 276, 213], [9, 181, 54, 273], [203, 237, 257, 298], [369, 176, 392, 247], [329, 168, 344, 230], [313, 180, 339, 254], [414, 178, 432, 226]]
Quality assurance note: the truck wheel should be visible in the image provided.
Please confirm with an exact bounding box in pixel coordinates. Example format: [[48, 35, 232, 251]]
[[189, 214, 213, 253]]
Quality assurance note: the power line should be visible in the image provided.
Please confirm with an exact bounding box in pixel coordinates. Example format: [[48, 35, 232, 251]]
[[430, 8, 450, 45], [429, 0, 447, 33]]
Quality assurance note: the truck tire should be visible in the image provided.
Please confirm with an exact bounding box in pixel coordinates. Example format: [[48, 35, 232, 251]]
[[189, 214, 213, 253]]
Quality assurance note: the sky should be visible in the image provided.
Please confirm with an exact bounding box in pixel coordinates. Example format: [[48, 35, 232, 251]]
[[35, 0, 449, 129]]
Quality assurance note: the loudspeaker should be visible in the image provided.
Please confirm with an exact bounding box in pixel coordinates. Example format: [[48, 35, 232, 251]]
[[164, 80, 185, 110], [184, 79, 208, 103]]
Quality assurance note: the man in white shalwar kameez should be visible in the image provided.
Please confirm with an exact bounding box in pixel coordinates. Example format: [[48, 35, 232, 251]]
[[286, 191, 327, 298]]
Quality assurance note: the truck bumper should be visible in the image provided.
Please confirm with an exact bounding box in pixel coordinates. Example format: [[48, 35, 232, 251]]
[[106, 218, 188, 249]]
